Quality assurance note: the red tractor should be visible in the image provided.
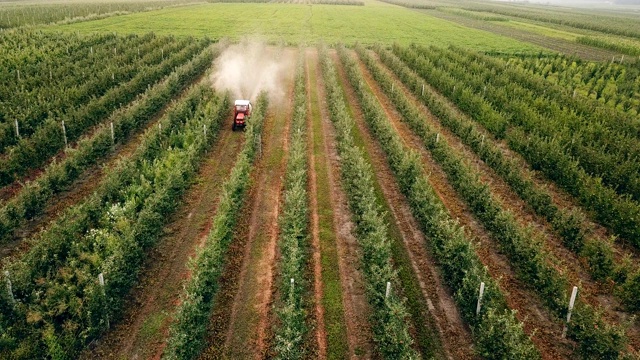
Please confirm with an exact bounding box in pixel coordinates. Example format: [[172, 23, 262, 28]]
[[232, 99, 252, 131]]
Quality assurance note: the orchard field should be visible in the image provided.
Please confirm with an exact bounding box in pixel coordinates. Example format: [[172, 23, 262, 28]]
[[1, 0, 640, 359]]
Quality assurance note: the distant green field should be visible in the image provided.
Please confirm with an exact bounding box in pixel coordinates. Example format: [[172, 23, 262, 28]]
[[49, 1, 542, 52]]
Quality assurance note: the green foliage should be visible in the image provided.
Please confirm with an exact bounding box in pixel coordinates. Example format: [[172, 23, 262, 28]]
[[576, 36, 640, 56], [388, 43, 638, 278], [569, 304, 628, 359], [342, 45, 538, 359], [0, 41, 217, 245], [387, 43, 629, 359], [322, 45, 419, 359], [0, 31, 211, 186], [619, 270, 640, 311], [0, 1, 194, 29], [475, 308, 540, 359], [163, 94, 268, 360], [0, 81, 228, 359]]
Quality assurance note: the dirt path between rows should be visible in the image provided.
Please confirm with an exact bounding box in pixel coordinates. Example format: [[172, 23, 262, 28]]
[[370, 50, 640, 352], [339, 51, 478, 360], [317, 49, 375, 359], [0, 71, 213, 261], [79, 112, 245, 360], [200, 48, 297, 360], [306, 49, 328, 359], [347, 51, 576, 358]]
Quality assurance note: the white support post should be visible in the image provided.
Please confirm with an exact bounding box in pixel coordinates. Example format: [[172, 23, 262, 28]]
[[112, 73, 115, 81], [391, 83, 394, 92], [110, 122, 115, 143], [436, 133, 440, 143], [4, 271, 14, 304], [98, 273, 109, 328], [90, 46, 93, 55], [14, 119, 19, 138], [481, 135, 485, 146], [158, 122, 162, 132], [138, 48, 140, 57], [290, 278, 295, 290], [114, 47, 117, 55], [453, 85, 456, 93], [62, 121, 68, 148], [17, 69, 20, 81], [562, 286, 578, 338], [161, 48, 164, 60], [204, 124, 207, 137], [385, 281, 391, 298], [421, 83, 425, 96], [476, 282, 485, 315], [49, 70, 52, 80]]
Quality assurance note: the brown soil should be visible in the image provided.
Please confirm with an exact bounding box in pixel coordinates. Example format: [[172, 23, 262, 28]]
[[306, 49, 328, 359], [200, 48, 297, 360], [370, 50, 640, 352], [341, 50, 577, 358], [340, 51, 479, 360], [317, 50, 375, 359], [79, 117, 245, 360]]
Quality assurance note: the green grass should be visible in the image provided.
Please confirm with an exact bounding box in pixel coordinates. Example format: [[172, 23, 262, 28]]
[[48, 1, 541, 52], [308, 56, 350, 360], [500, 20, 581, 41]]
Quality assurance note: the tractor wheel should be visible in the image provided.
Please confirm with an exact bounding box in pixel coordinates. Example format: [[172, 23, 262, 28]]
[[232, 123, 236, 131]]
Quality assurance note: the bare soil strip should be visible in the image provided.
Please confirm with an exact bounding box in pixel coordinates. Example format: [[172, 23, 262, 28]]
[[317, 50, 375, 359], [306, 49, 329, 359], [369, 51, 640, 351], [79, 118, 245, 360], [0, 72, 212, 261], [349, 51, 577, 358], [202, 50, 297, 359], [336, 52, 478, 360]]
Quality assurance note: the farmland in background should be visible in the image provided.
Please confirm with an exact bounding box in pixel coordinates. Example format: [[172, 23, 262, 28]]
[[1, 0, 640, 359]]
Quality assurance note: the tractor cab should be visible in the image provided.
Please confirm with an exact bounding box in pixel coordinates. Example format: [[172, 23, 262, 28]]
[[233, 99, 252, 131]]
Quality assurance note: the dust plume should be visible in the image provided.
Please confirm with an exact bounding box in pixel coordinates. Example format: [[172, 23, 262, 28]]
[[210, 39, 295, 105]]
